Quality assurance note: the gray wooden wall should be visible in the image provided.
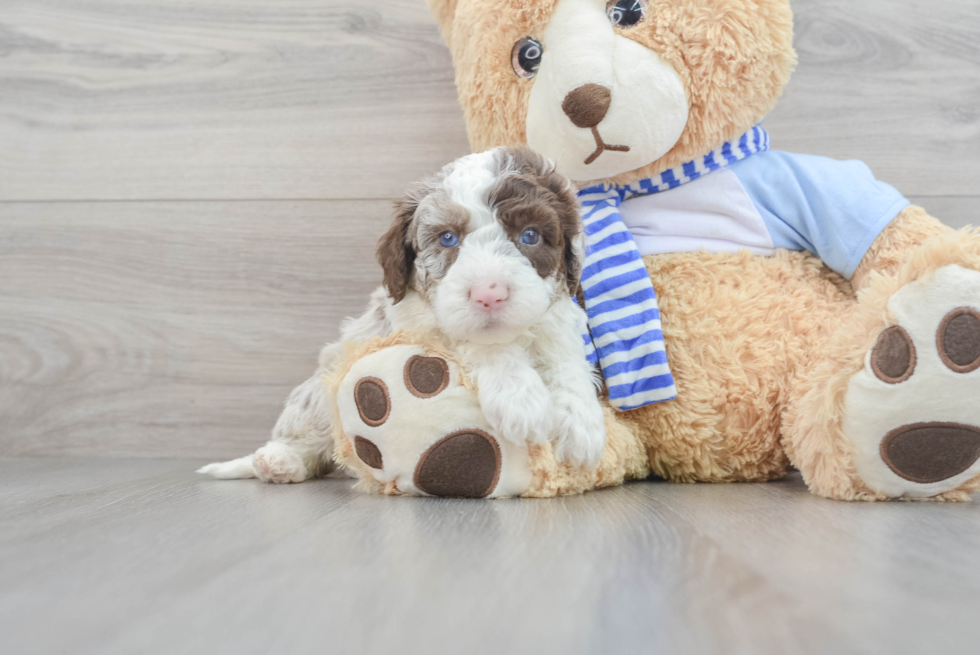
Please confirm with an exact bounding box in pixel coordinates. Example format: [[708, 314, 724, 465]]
[[2, 0, 978, 459]]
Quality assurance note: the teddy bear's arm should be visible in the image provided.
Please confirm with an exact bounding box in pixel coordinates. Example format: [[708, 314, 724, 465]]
[[850, 206, 950, 292], [729, 150, 912, 281]]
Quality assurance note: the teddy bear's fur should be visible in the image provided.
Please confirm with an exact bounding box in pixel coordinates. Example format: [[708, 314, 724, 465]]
[[326, 332, 652, 498], [440, 0, 796, 187], [323, 0, 980, 501]]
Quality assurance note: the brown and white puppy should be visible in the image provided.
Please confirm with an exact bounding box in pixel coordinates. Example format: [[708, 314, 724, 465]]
[[199, 146, 607, 484]]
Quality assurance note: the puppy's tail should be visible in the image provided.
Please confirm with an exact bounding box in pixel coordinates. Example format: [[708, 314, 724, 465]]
[[197, 455, 256, 479]]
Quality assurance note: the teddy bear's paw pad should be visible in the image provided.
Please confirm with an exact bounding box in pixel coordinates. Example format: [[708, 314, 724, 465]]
[[870, 326, 916, 383], [336, 344, 532, 498], [937, 308, 980, 373], [404, 355, 450, 397], [845, 265, 980, 498], [354, 377, 390, 426], [354, 436, 384, 470], [880, 423, 980, 484], [414, 430, 501, 498]]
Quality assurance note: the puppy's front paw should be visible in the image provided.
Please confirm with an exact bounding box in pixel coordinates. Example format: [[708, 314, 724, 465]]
[[552, 392, 607, 467], [480, 369, 553, 447]]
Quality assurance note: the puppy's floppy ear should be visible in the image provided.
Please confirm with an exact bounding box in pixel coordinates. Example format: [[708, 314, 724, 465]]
[[503, 146, 586, 295], [377, 188, 424, 303], [426, 0, 458, 43], [563, 229, 587, 296]]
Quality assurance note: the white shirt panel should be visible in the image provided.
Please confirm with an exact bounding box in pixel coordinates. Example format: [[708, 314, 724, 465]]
[[617, 168, 776, 257]]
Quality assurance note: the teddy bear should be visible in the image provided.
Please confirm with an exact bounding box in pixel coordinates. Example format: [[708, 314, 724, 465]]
[[322, 0, 980, 502]]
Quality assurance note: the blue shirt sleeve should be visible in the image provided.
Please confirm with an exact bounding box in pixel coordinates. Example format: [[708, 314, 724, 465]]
[[728, 150, 910, 279]]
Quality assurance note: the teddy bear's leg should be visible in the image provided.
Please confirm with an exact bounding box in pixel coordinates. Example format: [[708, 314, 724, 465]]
[[784, 207, 980, 501], [329, 336, 649, 497], [620, 250, 851, 485], [331, 340, 535, 497]]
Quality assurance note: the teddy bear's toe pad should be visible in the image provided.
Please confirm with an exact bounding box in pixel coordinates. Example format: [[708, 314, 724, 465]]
[[354, 436, 384, 470], [405, 355, 450, 397], [845, 265, 980, 498], [938, 308, 980, 373], [354, 378, 390, 426], [336, 344, 532, 498]]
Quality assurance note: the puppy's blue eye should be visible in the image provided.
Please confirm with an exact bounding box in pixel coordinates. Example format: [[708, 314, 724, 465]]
[[439, 231, 459, 248], [520, 228, 540, 245]]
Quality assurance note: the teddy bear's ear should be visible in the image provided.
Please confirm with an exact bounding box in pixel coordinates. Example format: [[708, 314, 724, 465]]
[[425, 0, 458, 43]]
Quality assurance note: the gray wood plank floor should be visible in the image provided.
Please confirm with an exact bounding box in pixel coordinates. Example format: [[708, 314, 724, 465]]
[[3, 458, 980, 655]]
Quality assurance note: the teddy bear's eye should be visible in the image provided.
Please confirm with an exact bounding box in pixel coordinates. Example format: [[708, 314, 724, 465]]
[[511, 37, 543, 79], [606, 0, 647, 28]]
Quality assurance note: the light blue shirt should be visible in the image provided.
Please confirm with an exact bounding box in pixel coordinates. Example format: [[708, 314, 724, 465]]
[[577, 124, 908, 410], [728, 150, 910, 278]]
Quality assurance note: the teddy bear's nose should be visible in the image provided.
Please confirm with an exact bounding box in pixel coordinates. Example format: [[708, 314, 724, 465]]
[[561, 84, 612, 129]]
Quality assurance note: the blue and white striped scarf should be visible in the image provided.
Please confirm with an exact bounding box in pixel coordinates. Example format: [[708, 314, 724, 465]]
[[578, 125, 771, 410]]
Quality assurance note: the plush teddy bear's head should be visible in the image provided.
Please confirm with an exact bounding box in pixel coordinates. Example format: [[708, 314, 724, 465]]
[[427, 0, 796, 185]]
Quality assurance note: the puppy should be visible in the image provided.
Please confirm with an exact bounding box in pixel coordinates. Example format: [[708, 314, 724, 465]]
[[199, 146, 607, 484]]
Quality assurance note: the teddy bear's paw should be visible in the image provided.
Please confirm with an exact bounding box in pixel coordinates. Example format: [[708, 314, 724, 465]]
[[252, 442, 309, 484], [844, 265, 980, 499], [335, 345, 533, 498]]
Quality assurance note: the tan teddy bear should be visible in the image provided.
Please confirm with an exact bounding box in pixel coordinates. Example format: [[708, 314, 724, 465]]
[[199, 0, 980, 501], [321, 0, 980, 502]]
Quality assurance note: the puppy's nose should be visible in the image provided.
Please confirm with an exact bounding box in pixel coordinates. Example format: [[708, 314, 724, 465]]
[[470, 282, 509, 310], [562, 84, 611, 128]]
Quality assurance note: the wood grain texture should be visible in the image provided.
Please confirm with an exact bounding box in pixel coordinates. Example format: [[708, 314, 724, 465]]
[[3, 459, 980, 655], [764, 0, 980, 197], [0, 0, 978, 200], [909, 196, 979, 230], [0, 0, 470, 201], [1, 195, 976, 460], [0, 200, 391, 457]]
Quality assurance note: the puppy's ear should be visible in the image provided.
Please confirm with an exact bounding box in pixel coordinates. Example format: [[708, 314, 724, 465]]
[[563, 229, 586, 296], [377, 189, 423, 303], [504, 145, 556, 180], [504, 146, 586, 295]]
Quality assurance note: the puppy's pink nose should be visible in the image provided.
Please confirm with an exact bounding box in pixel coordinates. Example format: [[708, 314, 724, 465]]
[[469, 282, 509, 310]]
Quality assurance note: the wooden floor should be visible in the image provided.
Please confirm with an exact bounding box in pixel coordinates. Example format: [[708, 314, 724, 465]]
[[3, 1, 980, 652], [3, 458, 980, 655]]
